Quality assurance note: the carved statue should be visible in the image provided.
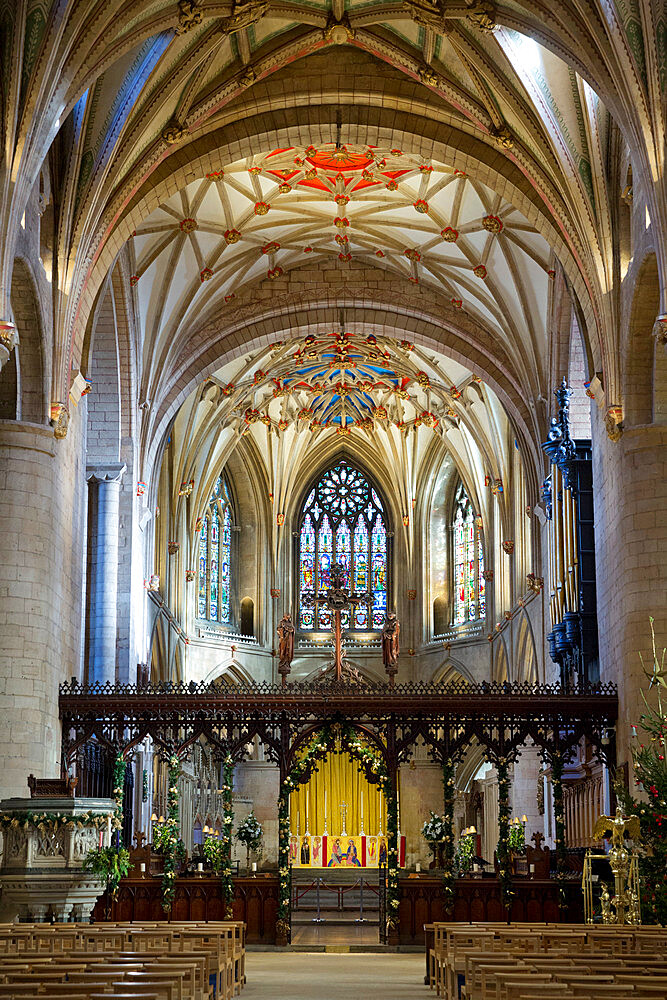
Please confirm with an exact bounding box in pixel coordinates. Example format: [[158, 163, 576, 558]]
[[277, 613, 295, 685], [382, 612, 400, 685]]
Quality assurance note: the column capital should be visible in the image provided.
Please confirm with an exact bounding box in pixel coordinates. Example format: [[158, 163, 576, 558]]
[[86, 462, 127, 485]]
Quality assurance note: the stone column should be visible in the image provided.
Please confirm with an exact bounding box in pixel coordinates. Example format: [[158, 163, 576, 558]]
[[0, 418, 87, 799], [86, 463, 126, 684]]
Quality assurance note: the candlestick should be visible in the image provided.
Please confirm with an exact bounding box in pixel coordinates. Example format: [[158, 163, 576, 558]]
[[360, 787, 364, 835], [324, 788, 328, 835], [306, 786, 310, 836]]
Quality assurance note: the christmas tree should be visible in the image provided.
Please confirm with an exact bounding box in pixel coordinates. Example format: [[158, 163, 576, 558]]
[[618, 618, 667, 924]]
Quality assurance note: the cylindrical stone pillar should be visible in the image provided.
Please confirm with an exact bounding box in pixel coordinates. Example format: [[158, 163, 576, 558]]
[[86, 463, 126, 684]]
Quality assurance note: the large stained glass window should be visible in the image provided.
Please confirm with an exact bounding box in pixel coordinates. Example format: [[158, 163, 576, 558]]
[[453, 482, 485, 625], [299, 462, 388, 631], [198, 475, 233, 623]]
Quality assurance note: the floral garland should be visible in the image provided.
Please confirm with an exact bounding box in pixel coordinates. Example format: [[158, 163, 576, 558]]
[[550, 751, 568, 909], [221, 755, 234, 915], [496, 757, 514, 910], [0, 811, 114, 831], [158, 754, 185, 912], [441, 757, 456, 911], [385, 784, 400, 928]]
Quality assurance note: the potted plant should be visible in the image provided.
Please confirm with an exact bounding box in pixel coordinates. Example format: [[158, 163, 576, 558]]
[[236, 811, 263, 873], [83, 845, 133, 918]]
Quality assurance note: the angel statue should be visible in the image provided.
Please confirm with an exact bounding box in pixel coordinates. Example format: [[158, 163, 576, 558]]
[[593, 805, 641, 847]]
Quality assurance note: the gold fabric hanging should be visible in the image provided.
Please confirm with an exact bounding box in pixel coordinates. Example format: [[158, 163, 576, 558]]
[[289, 751, 386, 836]]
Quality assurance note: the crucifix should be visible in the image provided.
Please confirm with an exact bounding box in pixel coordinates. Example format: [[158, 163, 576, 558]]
[[303, 562, 370, 681], [339, 801, 348, 837]]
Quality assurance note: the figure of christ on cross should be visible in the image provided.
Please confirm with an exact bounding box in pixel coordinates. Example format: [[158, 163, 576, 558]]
[[302, 562, 370, 681]]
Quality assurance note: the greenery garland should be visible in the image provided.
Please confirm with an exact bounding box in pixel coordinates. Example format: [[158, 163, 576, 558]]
[[385, 784, 400, 928], [550, 751, 568, 909], [0, 811, 115, 831], [112, 754, 126, 841], [496, 757, 514, 910], [221, 755, 235, 914], [157, 754, 186, 912], [441, 757, 456, 912]]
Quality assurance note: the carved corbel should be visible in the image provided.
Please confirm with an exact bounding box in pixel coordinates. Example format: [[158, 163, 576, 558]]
[[419, 64, 442, 87], [604, 406, 623, 442], [489, 124, 514, 149], [50, 402, 69, 439], [175, 0, 204, 35], [0, 320, 18, 369], [653, 315, 667, 347], [162, 121, 188, 144], [466, 2, 497, 32], [323, 13, 355, 44], [221, 0, 268, 33], [403, 0, 449, 33], [238, 65, 256, 88]]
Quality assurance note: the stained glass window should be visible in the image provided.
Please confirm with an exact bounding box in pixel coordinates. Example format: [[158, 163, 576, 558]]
[[298, 461, 388, 631], [197, 475, 233, 623], [453, 482, 485, 625]]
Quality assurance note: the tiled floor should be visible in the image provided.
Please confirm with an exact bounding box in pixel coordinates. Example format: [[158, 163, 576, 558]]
[[242, 952, 425, 999]]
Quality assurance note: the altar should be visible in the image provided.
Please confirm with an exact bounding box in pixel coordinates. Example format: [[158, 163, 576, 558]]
[[288, 833, 406, 868]]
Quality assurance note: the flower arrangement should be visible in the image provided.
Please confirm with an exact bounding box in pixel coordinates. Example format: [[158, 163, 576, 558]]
[[422, 811, 448, 843], [616, 618, 667, 923], [495, 757, 514, 909], [237, 810, 263, 865]]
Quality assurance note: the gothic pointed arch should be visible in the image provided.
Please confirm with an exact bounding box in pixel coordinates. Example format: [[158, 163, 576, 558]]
[[197, 472, 234, 625], [296, 458, 391, 634], [451, 481, 486, 627]]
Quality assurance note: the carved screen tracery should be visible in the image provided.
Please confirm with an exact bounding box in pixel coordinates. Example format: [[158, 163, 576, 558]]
[[298, 461, 388, 631], [198, 475, 233, 622]]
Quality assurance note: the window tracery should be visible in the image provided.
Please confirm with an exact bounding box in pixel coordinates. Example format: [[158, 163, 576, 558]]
[[299, 462, 388, 631], [198, 475, 232, 622], [453, 482, 485, 625]]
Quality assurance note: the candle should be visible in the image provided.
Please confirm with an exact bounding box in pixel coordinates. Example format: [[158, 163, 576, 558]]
[[197, 863, 203, 872], [140, 863, 146, 873], [415, 862, 421, 873], [306, 787, 309, 833], [106, 815, 112, 847], [324, 789, 327, 827], [529, 863, 535, 875], [360, 788, 364, 825], [252, 862, 257, 872]]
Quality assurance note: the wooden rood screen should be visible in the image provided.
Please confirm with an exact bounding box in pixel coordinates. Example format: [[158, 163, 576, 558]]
[[59, 678, 617, 790]]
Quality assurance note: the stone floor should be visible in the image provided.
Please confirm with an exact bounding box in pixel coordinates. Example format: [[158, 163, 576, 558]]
[[242, 952, 426, 999]]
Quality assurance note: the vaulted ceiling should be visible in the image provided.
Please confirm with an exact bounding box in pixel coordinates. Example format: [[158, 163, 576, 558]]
[[133, 145, 552, 402], [1, 0, 664, 422]]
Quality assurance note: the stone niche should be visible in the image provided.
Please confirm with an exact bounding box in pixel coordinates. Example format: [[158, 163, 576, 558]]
[[0, 794, 117, 921]]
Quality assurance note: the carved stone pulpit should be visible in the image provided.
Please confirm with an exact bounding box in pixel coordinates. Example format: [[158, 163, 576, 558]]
[[0, 779, 117, 922]]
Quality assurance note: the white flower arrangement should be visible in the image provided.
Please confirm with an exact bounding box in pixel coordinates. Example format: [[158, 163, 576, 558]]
[[422, 810, 448, 843]]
